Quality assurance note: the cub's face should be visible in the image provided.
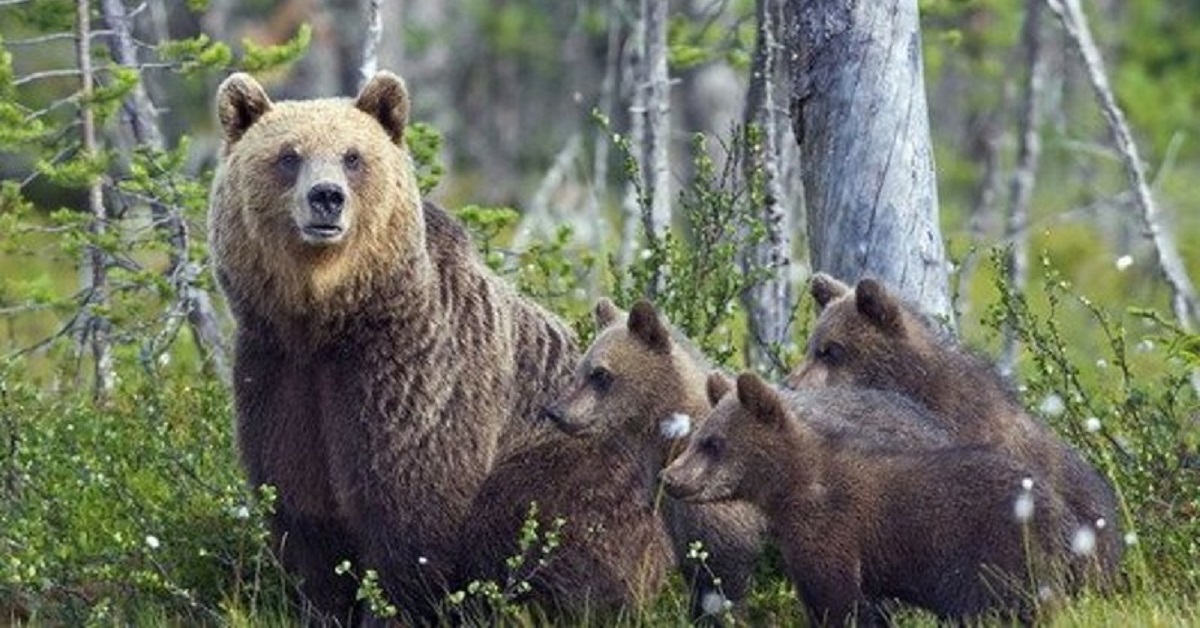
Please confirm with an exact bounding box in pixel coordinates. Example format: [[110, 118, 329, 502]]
[[544, 299, 689, 440], [215, 72, 414, 256], [786, 274, 918, 391], [661, 373, 779, 504]]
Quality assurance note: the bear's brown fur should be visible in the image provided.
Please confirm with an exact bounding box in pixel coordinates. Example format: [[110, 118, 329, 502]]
[[785, 274, 1121, 582], [664, 372, 1080, 626], [209, 72, 576, 622]]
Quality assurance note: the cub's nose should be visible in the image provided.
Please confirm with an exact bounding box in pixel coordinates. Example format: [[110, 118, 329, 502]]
[[307, 182, 345, 220]]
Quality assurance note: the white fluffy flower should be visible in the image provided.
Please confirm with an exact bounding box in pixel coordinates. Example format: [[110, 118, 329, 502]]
[[660, 413, 693, 439], [1021, 477, 1034, 491], [1071, 526, 1097, 556], [233, 505, 250, 520], [145, 535, 161, 550], [1013, 492, 1035, 523], [1115, 255, 1133, 271], [1124, 532, 1139, 546], [1039, 393, 1065, 418], [700, 591, 730, 616], [1084, 417, 1102, 433]]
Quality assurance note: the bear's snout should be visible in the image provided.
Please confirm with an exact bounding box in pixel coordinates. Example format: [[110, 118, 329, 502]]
[[307, 182, 346, 221]]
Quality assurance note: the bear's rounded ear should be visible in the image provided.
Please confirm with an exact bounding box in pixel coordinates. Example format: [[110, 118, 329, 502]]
[[217, 73, 272, 144], [593, 298, 623, 330], [811, 273, 850, 311], [628, 300, 671, 354], [855, 278, 902, 334], [355, 71, 410, 144], [736, 372, 785, 426], [706, 371, 733, 406]]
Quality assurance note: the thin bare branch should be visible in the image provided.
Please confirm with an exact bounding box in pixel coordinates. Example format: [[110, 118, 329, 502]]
[[1044, 0, 1198, 332], [7, 31, 115, 46], [1001, 0, 1047, 375]]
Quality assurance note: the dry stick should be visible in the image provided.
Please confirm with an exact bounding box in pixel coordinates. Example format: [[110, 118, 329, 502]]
[[100, 0, 231, 384], [75, 0, 116, 399], [1044, 0, 1199, 333], [1000, 0, 1047, 376], [358, 0, 383, 90]]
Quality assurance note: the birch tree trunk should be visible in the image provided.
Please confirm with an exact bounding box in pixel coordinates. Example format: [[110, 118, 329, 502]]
[[76, 0, 115, 398], [641, 0, 671, 251], [785, 0, 952, 321], [741, 0, 794, 373], [100, 0, 232, 384], [619, 1, 646, 265]]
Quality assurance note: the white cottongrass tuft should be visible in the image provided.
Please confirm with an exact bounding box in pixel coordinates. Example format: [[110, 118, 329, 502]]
[[1021, 477, 1034, 491], [1096, 359, 1108, 369], [1084, 417, 1102, 433], [1038, 393, 1065, 418], [1071, 526, 1097, 556], [700, 591, 731, 616], [1096, 518, 1107, 530], [660, 413, 693, 439], [1115, 255, 1133, 271], [1038, 585, 1056, 602], [145, 535, 161, 550], [233, 505, 250, 520], [1013, 492, 1035, 523], [1125, 532, 1139, 546], [639, 248, 653, 261], [417, 556, 429, 565]]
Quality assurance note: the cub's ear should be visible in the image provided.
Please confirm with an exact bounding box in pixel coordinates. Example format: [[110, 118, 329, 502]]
[[355, 71, 410, 144], [736, 372, 786, 426], [810, 273, 850, 311], [854, 278, 902, 334], [706, 371, 733, 406], [593, 298, 623, 330], [628, 300, 671, 354], [217, 73, 272, 144]]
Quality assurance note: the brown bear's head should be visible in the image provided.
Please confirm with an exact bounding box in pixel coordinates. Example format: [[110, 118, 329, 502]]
[[543, 299, 710, 446], [785, 273, 937, 394], [660, 372, 788, 504], [210, 71, 422, 312]]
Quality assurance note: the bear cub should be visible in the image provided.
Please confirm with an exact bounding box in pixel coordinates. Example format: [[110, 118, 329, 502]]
[[787, 273, 1121, 583], [663, 372, 1081, 626]]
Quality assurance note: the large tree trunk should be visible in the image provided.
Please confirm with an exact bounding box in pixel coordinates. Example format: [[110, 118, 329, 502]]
[[785, 0, 952, 321]]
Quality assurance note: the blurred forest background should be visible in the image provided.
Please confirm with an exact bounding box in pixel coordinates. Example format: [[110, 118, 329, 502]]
[[1, 0, 1198, 624]]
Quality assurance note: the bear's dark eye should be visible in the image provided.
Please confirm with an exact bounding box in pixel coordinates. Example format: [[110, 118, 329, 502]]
[[589, 366, 614, 392], [699, 435, 725, 457], [343, 150, 363, 172], [816, 341, 846, 365], [275, 148, 301, 175]]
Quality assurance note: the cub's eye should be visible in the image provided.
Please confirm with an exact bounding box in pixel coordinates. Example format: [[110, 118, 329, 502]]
[[588, 366, 614, 391], [816, 341, 846, 365], [343, 150, 363, 171], [276, 148, 301, 173], [699, 436, 725, 457]]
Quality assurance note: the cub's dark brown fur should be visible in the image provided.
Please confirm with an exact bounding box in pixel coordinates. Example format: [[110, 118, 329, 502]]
[[665, 373, 1079, 626], [787, 274, 1121, 582], [210, 72, 575, 622], [456, 300, 685, 617]]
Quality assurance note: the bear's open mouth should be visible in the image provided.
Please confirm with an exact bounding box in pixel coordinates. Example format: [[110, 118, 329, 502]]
[[301, 224, 346, 242]]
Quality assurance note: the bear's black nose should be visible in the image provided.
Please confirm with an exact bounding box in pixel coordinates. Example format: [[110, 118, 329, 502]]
[[307, 183, 345, 220]]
